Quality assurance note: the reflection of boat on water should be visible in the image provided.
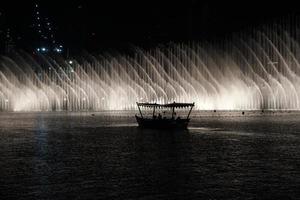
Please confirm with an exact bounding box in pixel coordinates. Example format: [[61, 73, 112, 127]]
[[135, 102, 195, 129]]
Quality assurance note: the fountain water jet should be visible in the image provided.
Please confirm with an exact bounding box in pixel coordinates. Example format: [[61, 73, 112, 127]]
[[1, 20, 300, 111]]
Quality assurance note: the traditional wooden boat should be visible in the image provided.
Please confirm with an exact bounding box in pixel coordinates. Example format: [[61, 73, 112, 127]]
[[135, 102, 194, 129]]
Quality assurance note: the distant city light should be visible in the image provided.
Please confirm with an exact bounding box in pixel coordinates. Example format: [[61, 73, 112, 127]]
[[36, 47, 48, 53], [69, 60, 73, 64], [36, 46, 64, 53], [54, 48, 62, 53]]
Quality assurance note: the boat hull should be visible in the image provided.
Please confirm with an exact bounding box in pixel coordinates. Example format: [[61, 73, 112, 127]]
[[135, 116, 190, 129]]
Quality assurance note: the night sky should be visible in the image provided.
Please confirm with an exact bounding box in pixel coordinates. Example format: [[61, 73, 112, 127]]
[[1, 1, 300, 53]]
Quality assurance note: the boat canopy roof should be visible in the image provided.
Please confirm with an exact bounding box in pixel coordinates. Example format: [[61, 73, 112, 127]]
[[137, 102, 194, 108]]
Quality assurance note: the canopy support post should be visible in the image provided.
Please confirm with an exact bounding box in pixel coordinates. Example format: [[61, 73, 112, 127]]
[[152, 106, 155, 118], [172, 101, 175, 119], [137, 102, 143, 118], [187, 102, 195, 119], [172, 107, 175, 118]]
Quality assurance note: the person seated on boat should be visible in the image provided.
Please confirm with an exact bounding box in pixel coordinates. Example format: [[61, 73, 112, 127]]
[[171, 112, 177, 120], [176, 116, 181, 120], [158, 113, 162, 120]]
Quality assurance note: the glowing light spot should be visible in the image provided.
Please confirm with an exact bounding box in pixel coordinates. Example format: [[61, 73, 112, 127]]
[[54, 48, 62, 53]]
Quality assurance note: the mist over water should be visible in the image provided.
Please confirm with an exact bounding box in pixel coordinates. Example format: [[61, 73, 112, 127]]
[[2, 19, 300, 111]]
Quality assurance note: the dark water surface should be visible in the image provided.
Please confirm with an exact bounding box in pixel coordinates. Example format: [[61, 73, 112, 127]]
[[1, 111, 300, 199]]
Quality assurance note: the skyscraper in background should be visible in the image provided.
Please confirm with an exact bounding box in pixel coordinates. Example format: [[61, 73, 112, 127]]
[[32, 2, 63, 54]]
